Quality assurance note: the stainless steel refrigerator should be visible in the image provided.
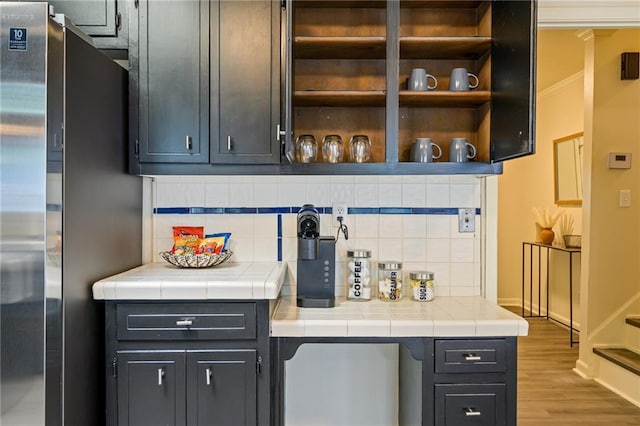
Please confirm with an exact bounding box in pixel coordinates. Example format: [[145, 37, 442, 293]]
[[0, 3, 142, 425]]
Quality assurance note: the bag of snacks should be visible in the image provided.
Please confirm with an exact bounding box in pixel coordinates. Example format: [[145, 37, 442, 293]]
[[172, 226, 204, 255], [203, 232, 231, 254]]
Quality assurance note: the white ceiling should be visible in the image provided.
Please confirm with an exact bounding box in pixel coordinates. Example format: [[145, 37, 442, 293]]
[[536, 29, 586, 92]]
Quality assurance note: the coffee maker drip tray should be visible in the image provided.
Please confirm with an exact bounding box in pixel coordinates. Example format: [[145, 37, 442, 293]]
[[296, 296, 335, 309]]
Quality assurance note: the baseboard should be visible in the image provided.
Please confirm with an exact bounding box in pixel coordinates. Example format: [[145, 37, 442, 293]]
[[574, 358, 591, 378], [504, 300, 581, 330], [594, 376, 640, 409], [593, 357, 640, 409]]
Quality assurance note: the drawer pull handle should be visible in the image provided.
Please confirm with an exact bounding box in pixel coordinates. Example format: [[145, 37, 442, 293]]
[[464, 354, 482, 361], [465, 407, 481, 417], [176, 319, 193, 327], [185, 135, 192, 150], [206, 368, 212, 386], [158, 368, 164, 386], [227, 136, 232, 151]]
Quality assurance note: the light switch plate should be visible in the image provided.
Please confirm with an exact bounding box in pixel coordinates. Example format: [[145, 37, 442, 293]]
[[458, 208, 475, 233], [619, 189, 631, 207]]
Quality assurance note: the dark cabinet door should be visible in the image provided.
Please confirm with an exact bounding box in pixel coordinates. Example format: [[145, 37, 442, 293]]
[[490, 0, 537, 162], [117, 351, 187, 426], [186, 350, 257, 426], [136, 0, 210, 163], [212, 0, 281, 164]]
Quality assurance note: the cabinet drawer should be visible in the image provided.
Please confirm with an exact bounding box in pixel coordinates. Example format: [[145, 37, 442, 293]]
[[116, 303, 256, 341], [435, 384, 506, 426], [435, 339, 507, 374]]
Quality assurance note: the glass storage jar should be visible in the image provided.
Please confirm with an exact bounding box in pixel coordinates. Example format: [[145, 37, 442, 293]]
[[347, 249, 372, 301], [409, 271, 435, 302], [378, 261, 402, 302]]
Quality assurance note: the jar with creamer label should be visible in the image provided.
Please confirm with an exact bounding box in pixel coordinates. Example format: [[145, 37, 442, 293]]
[[378, 261, 402, 302], [347, 249, 372, 301], [409, 271, 435, 302]]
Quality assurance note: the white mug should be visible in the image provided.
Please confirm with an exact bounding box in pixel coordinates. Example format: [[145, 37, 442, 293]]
[[449, 138, 477, 162], [411, 138, 442, 163], [448, 68, 479, 91], [408, 68, 438, 91]]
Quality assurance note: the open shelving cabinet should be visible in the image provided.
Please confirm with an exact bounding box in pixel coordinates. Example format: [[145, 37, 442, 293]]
[[283, 0, 536, 175]]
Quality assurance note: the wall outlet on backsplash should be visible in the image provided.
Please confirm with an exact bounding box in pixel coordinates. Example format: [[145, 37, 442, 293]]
[[332, 203, 348, 226]]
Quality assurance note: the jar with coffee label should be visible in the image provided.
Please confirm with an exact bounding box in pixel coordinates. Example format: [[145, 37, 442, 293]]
[[378, 261, 402, 302], [409, 271, 435, 302], [347, 249, 372, 301]]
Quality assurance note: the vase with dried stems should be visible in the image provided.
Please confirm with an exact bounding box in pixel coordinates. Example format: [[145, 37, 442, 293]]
[[533, 207, 564, 245]]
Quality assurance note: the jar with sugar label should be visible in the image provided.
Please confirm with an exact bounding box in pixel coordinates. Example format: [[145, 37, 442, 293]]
[[347, 249, 372, 301], [409, 271, 435, 302], [378, 261, 402, 302]]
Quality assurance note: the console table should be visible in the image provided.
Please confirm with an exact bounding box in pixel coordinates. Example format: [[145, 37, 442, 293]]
[[521, 241, 581, 346]]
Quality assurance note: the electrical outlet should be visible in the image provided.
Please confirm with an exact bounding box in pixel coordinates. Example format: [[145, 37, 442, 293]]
[[458, 208, 475, 233], [332, 203, 348, 226]]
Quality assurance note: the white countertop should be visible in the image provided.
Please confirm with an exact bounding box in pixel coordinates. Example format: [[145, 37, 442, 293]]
[[92, 262, 287, 300], [271, 296, 528, 337]]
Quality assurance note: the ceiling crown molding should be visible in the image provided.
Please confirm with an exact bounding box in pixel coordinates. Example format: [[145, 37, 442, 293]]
[[538, 0, 640, 28]]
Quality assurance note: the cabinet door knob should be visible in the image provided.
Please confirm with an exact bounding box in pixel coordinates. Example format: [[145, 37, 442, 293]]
[[176, 318, 193, 327], [206, 367, 212, 386], [227, 136, 232, 151], [185, 135, 193, 150], [158, 368, 165, 386], [463, 353, 482, 361], [464, 407, 481, 417]]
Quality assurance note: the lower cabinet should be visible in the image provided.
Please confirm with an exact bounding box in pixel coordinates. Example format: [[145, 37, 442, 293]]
[[435, 384, 506, 426], [106, 301, 270, 426], [427, 338, 516, 426]]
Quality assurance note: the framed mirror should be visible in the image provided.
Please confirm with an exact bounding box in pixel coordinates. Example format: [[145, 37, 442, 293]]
[[553, 132, 584, 205]]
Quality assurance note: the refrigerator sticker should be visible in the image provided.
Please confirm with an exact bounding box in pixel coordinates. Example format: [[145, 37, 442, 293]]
[[9, 28, 27, 51]]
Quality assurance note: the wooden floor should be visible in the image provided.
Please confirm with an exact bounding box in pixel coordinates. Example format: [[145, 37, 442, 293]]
[[514, 310, 640, 425]]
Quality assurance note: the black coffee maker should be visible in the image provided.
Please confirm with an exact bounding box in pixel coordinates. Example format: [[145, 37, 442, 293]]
[[296, 204, 335, 308]]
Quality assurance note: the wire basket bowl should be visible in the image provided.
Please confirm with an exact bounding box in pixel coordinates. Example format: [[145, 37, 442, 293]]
[[160, 251, 233, 268]]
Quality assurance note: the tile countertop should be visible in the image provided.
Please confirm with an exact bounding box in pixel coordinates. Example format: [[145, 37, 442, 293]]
[[271, 296, 529, 338], [92, 262, 288, 300]]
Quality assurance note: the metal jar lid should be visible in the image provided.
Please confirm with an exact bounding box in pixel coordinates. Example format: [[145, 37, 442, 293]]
[[378, 261, 402, 270], [347, 249, 371, 258], [409, 271, 434, 280]]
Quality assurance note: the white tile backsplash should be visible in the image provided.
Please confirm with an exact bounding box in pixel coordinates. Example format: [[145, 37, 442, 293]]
[[150, 175, 484, 298]]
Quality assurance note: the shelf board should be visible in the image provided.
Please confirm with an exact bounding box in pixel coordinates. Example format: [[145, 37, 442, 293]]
[[400, 1, 485, 8], [295, 1, 387, 8], [400, 36, 491, 59], [294, 90, 386, 107], [295, 36, 387, 59], [399, 90, 490, 107], [281, 161, 503, 175]]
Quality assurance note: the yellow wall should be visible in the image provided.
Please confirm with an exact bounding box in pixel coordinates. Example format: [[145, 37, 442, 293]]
[[579, 29, 640, 372], [498, 38, 584, 309]]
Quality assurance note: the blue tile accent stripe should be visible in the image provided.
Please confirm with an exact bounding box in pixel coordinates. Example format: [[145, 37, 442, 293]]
[[154, 206, 481, 215]]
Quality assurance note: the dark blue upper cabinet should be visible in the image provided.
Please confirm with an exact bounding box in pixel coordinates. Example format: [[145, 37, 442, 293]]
[[490, 0, 537, 163]]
